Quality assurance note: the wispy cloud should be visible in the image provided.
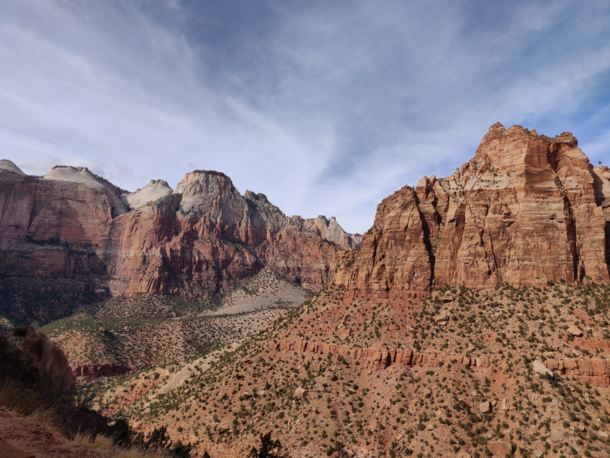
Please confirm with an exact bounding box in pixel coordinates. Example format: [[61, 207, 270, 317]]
[[1, 0, 609, 232]]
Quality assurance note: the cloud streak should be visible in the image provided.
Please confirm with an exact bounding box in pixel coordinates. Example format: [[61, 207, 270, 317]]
[[1, 0, 609, 232]]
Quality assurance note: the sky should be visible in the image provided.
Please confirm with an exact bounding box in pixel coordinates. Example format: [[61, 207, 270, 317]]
[[1, 1, 610, 234]]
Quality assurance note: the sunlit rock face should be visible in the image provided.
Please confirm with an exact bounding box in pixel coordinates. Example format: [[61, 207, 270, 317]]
[[0, 165, 359, 318], [336, 123, 610, 297]]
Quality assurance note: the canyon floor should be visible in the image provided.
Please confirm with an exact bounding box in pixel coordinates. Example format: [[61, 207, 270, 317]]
[[74, 280, 610, 458], [42, 268, 311, 375]]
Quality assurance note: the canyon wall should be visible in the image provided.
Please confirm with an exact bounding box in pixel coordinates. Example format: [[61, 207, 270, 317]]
[[0, 164, 359, 322], [336, 123, 610, 296]]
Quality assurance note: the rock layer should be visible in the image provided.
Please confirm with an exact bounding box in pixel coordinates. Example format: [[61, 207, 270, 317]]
[[336, 124, 610, 295], [275, 339, 490, 372]]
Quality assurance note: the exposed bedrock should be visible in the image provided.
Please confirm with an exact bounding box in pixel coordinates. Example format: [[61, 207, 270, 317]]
[[336, 123, 610, 295]]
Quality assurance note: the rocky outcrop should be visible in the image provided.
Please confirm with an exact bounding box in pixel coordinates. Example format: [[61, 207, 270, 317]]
[[275, 339, 490, 371], [544, 358, 610, 387], [336, 124, 610, 295], [0, 161, 358, 319], [0, 326, 74, 394]]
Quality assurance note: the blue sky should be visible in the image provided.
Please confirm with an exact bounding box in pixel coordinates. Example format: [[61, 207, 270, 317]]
[[1, 0, 609, 233]]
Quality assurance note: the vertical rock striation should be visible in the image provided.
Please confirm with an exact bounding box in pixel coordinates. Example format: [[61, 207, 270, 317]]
[[0, 162, 359, 320], [336, 124, 610, 297]]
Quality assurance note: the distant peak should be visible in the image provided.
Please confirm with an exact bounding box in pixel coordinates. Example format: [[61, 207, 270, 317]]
[[0, 159, 25, 175], [489, 122, 505, 131]]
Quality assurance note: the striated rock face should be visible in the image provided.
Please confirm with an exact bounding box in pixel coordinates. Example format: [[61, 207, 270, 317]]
[[0, 166, 358, 318], [544, 358, 610, 387], [336, 123, 610, 296], [275, 339, 490, 372]]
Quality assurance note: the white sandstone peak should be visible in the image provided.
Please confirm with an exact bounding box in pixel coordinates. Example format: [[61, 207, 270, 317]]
[[121, 180, 173, 210], [0, 159, 25, 175]]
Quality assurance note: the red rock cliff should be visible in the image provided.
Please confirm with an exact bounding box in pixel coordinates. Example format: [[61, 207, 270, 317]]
[[336, 123, 610, 296], [0, 163, 357, 316]]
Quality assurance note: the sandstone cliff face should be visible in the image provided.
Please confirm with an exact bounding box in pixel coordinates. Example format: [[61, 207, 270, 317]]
[[336, 124, 610, 296], [0, 162, 357, 319]]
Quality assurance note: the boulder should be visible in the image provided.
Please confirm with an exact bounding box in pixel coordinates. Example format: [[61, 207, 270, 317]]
[[567, 325, 583, 337], [479, 401, 491, 413], [533, 360, 554, 377], [549, 428, 564, 442], [294, 387, 308, 399], [489, 441, 513, 456], [501, 398, 510, 411]]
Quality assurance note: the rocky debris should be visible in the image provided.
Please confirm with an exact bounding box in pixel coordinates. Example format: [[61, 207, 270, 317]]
[[533, 360, 554, 377], [336, 123, 610, 294], [94, 281, 610, 458], [434, 311, 450, 325], [567, 325, 583, 337], [549, 428, 564, 442]]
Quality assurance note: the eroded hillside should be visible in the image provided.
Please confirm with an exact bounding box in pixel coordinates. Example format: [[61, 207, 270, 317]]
[[94, 281, 610, 457]]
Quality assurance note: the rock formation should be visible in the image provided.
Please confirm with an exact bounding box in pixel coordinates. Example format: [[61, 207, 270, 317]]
[[0, 326, 74, 395], [0, 161, 359, 323], [337, 123, 610, 296], [304, 215, 361, 250]]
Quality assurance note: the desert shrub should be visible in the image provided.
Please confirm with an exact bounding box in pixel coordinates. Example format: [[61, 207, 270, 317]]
[[109, 420, 191, 458], [249, 432, 288, 458]]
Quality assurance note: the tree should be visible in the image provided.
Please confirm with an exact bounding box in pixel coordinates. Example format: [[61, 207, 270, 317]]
[[249, 432, 287, 458]]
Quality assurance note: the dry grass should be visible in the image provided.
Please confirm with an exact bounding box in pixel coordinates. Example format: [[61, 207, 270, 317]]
[[0, 384, 172, 458], [71, 433, 170, 458], [0, 383, 46, 416]]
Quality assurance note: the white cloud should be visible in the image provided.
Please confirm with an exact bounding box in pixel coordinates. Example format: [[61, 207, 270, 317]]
[[0, 0, 609, 233]]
